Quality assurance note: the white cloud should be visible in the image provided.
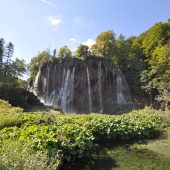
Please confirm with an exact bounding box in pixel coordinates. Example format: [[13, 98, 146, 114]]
[[41, 0, 56, 7], [82, 39, 95, 48], [70, 38, 95, 53], [69, 38, 95, 47], [69, 38, 82, 43], [48, 16, 62, 26], [69, 38, 78, 42]]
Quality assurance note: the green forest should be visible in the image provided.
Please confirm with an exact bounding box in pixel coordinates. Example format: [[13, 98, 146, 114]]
[[0, 20, 170, 169]]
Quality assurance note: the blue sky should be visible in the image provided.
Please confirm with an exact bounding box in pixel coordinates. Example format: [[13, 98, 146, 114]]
[[0, 0, 170, 63]]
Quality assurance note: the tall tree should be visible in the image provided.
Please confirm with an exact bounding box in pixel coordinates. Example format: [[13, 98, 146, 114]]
[[141, 42, 170, 106], [75, 44, 90, 59], [29, 50, 51, 81], [58, 46, 71, 58], [132, 21, 170, 107], [4, 42, 14, 76], [115, 34, 128, 65], [0, 38, 5, 68], [11, 58, 26, 77], [53, 49, 57, 58], [4, 42, 14, 65], [91, 30, 116, 58], [0, 39, 27, 88], [0, 38, 5, 86]]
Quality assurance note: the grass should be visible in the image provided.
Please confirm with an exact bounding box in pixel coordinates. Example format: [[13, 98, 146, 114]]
[[137, 127, 170, 158], [102, 146, 170, 170], [63, 146, 170, 170], [135, 109, 170, 158]]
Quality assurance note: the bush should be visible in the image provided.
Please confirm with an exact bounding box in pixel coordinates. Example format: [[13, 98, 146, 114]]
[[0, 99, 23, 114], [0, 141, 60, 170], [0, 108, 166, 169], [0, 113, 23, 130]]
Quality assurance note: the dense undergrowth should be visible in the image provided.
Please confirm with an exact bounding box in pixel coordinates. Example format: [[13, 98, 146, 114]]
[[0, 99, 168, 169]]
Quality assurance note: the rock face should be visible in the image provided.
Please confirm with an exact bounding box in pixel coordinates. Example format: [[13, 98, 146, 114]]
[[29, 57, 132, 113]]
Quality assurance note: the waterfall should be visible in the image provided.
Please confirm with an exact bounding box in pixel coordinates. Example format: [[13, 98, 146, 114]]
[[116, 68, 128, 104], [98, 61, 103, 113], [51, 65, 58, 107], [55, 68, 66, 109], [61, 69, 70, 113], [31, 58, 132, 114], [32, 69, 41, 96], [87, 67, 92, 113], [71, 67, 75, 111], [45, 65, 51, 105]]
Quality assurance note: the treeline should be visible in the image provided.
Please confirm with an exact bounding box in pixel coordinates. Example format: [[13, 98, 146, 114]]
[[0, 38, 26, 88], [29, 20, 170, 108]]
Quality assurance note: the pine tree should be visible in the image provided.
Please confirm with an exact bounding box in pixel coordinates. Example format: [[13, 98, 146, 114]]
[[0, 38, 5, 69], [4, 42, 14, 76]]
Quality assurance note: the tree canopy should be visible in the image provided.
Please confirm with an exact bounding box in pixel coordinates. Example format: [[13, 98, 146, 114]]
[[91, 30, 116, 58], [29, 50, 51, 81], [58, 46, 72, 58], [0, 38, 26, 88], [75, 44, 90, 59]]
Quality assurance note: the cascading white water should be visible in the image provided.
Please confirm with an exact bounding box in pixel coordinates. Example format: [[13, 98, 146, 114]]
[[31, 69, 41, 96], [116, 68, 127, 104], [61, 69, 70, 113], [50, 65, 58, 107], [31, 58, 132, 114], [87, 67, 92, 113], [98, 61, 103, 113], [52, 68, 66, 109], [46, 65, 51, 105], [71, 67, 75, 111]]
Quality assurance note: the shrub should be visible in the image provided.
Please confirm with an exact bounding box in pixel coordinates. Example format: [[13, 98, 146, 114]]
[[0, 141, 60, 170], [0, 113, 23, 129], [0, 99, 23, 114], [0, 109, 165, 169]]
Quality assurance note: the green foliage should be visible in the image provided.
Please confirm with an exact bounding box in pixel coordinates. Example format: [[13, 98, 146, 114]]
[[0, 99, 23, 129], [91, 30, 116, 58], [0, 38, 27, 88], [140, 22, 170, 55], [29, 50, 51, 81], [0, 38, 5, 69], [75, 44, 90, 59], [0, 107, 165, 169], [58, 46, 72, 58], [111, 20, 170, 103], [118, 36, 147, 97], [0, 141, 60, 170], [0, 99, 23, 114], [0, 113, 23, 130], [139, 21, 170, 105], [11, 58, 26, 77]]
